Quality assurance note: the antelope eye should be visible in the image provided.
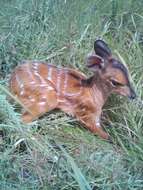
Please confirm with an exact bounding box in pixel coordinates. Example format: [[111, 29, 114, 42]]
[[111, 80, 124, 87]]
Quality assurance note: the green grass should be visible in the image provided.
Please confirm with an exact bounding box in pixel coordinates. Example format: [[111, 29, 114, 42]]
[[0, 0, 143, 189]]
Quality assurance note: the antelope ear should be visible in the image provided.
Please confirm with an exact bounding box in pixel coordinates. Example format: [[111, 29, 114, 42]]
[[86, 54, 104, 70], [94, 39, 112, 59]]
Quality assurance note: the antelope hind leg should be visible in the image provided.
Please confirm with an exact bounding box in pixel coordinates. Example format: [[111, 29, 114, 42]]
[[21, 89, 58, 123]]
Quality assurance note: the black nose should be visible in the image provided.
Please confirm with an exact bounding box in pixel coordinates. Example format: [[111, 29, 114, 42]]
[[130, 93, 136, 100], [129, 89, 137, 100]]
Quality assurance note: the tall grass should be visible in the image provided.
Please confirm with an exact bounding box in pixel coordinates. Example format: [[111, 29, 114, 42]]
[[0, 0, 143, 189]]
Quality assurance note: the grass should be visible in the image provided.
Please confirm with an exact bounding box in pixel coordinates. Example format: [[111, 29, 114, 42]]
[[0, 0, 143, 189]]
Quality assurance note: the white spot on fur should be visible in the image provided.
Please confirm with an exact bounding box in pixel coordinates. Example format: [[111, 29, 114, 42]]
[[41, 95, 47, 99], [47, 86, 54, 90], [30, 81, 36, 84], [20, 83, 24, 89], [38, 102, 46, 106], [31, 99, 35, 102], [20, 91, 24, 96], [96, 122, 100, 128], [28, 96, 35, 102], [96, 117, 100, 128], [40, 84, 54, 91], [40, 84, 47, 87]]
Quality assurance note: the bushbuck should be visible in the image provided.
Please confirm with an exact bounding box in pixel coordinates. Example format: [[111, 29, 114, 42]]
[[9, 40, 136, 139]]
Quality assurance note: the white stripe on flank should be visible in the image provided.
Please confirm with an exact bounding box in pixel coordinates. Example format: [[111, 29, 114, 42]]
[[47, 66, 53, 81], [47, 86, 54, 90], [40, 84, 48, 87], [26, 65, 34, 79], [26, 65, 36, 85], [39, 84, 54, 91], [64, 90, 82, 97], [33, 63, 47, 84], [56, 69, 62, 96], [16, 73, 21, 87], [16, 73, 25, 96], [63, 71, 68, 95]]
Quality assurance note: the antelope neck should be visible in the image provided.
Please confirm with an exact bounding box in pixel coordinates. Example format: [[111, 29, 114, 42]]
[[86, 74, 112, 105]]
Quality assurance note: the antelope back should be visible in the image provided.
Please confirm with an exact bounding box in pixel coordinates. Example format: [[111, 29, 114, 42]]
[[10, 61, 87, 103]]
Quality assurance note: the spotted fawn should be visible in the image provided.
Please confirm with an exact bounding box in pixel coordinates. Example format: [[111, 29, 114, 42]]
[[9, 40, 136, 139]]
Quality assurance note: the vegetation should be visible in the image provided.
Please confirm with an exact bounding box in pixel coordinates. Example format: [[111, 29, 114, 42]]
[[0, 0, 143, 189]]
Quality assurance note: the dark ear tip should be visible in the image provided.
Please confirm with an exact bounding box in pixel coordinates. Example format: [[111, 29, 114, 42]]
[[94, 39, 108, 48], [94, 39, 112, 58], [94, 39, 106, 43]]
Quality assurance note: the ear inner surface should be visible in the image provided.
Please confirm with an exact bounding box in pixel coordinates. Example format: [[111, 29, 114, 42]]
[[86, 55, 104, 69]]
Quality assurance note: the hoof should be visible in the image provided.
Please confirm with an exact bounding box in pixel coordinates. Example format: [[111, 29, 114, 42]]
[[107, 136, 114, 144]]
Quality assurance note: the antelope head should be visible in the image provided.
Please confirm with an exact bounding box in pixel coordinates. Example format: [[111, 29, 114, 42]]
[[86, 39, 136, 100]]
